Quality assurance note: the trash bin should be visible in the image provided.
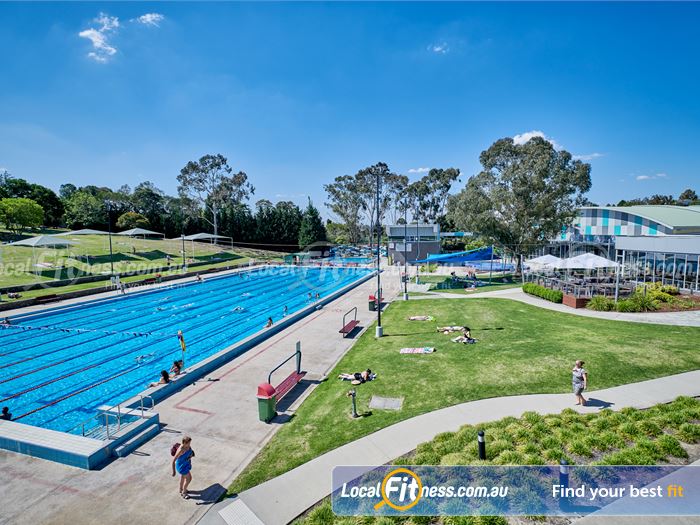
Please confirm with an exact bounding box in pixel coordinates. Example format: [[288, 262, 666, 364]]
[[368, 295, 376, 311], [257, 383, 277, 423]]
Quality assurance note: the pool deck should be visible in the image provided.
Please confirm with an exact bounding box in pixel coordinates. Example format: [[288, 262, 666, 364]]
[[0, 268, 397, 525]]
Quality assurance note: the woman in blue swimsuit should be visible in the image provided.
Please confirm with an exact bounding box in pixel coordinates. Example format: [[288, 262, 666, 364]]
[[172, 436, 195, 498]]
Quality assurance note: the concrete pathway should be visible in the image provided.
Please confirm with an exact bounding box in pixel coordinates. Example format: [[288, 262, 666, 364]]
[[412, 287, 700, 327], [216, 371, 700, 525], [0, 271, 399, 525]]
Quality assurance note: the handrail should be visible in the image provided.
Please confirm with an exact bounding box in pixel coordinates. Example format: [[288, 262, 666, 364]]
[[342, 307, 358, 329], [67, 392, 158, 438], [267, 342, 302, 385]]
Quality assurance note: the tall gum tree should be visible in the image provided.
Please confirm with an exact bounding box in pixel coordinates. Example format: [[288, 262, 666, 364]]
[[447, 136, 591, 272]]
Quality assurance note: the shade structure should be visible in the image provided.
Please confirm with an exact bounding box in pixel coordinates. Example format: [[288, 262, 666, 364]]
[[55, 229, 109, 236], [526, 254, 562, 267], [413, 246, 494, 264], [553, 253, 619, 270], [116, 228, 165, 238], [9, 235, 78, 247], [181, 233, 233, 243]]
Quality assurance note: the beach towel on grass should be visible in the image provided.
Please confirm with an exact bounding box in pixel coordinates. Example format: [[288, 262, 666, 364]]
[[400, 347, 435, 354], [408, 316, 434, 321]]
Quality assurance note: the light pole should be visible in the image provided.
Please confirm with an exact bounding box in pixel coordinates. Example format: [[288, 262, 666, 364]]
[[181, 234, 186, 269], [403, 199, 408, 301], [105, 200, 115, 277], [375, 170, 383, 338]]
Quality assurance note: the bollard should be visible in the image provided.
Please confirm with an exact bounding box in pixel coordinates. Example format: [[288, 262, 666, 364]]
[[348, 389, 359, 418], [477, 430, 486, 460], [559, 459, 569, 510]]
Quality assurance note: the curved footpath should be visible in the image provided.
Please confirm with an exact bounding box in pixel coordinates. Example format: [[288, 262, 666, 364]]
[[412, 287, 700, 327], [211, 370, 700, 525]]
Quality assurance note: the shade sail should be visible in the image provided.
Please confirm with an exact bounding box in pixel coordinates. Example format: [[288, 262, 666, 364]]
[[55, 229, 108, 236], [9, 235, 77, 247], [116, 228, 165, 237], [182, 233, 232, 241]]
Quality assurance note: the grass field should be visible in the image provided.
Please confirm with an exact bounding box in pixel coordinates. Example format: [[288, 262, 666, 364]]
[[0, 230, 281, 288], [229, 298, 700, 495], [413, 274, 522, 295], [297, 396, 700, 525]]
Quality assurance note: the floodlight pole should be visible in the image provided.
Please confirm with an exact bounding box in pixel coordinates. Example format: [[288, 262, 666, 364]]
[[105, 200, 115, 277], [181, 234, 186, 269], [403, 199, 408, 301], [375, 170, 383, 338]]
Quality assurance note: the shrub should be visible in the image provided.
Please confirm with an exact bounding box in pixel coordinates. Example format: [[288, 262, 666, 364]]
[[656, 435, 688, 458], [567, 439, 593, 457], [587, 295, 615, 311], [522, 283, 563, 303], [660, 284, 679, 295], [647, 289, 673, 303], [676, 423, 700, 443], [629, 292, 658, 312], [615, 299, 641, 313], [637, 420, 662, 437]]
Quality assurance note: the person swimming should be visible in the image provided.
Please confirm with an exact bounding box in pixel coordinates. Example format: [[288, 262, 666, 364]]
[[283, 305, 288, 316], [135, 353, 155, 364]]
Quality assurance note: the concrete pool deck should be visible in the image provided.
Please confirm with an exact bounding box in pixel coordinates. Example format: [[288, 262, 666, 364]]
[[0, 270, 398, 525]]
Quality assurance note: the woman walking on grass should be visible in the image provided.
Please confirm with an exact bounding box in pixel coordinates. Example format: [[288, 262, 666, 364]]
[[172, 436, 195, 499], [572, 360, 588, 406]]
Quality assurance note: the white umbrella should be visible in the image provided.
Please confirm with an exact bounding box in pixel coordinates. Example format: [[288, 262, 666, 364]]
[[526, 254, 562, 267], [555, 253, 619, 270]]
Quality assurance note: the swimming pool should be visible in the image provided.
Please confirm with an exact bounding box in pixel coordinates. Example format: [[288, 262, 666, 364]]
[[0, 266, 371, 434]]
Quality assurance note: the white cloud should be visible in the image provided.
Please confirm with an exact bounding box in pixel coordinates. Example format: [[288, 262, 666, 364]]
[[573, 152, 604, 161], [428, 42, 449, 54], [635, 173, 667, 181], [79, 13, 119, 63], [134, 13, 165, 27], [408, 167, 430, 174], [512, 130, 561, 149]]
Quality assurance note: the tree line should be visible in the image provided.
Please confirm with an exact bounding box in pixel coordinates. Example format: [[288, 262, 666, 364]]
[[0, 154, 327, 249]]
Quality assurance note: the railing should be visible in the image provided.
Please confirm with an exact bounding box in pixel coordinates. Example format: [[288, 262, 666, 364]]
[[68, 394, 156, 439], [524, 273, 638, 299]]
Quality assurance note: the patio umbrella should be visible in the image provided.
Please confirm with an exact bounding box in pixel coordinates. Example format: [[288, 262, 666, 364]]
[[555, 253, 619, 270], [526, 254, 562, 268]]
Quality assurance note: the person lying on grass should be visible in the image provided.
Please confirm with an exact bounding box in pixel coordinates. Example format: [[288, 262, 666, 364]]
[[452, 329, 477, 344], [338, 369, 373, 384], [437, 325, 466, 334]]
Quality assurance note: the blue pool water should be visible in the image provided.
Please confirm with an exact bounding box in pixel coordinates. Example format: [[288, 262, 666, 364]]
[[326, 257, 373, 265], [0, 266, 371, 434]]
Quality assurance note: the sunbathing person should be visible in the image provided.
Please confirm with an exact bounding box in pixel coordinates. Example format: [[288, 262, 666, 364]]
[[452, 329, 477, 344], [437, 326, 466, 334], [149, 370, 171, 387], [338, 369, 372, 384]]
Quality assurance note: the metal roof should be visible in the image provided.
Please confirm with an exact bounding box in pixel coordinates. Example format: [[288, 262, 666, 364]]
[[581, 206, 700, 230]]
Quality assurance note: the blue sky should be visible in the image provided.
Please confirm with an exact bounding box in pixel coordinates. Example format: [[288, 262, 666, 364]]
[[1, 2, 699, 217]]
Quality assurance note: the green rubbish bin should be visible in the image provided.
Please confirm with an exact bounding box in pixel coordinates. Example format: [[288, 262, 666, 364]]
[[257, 383, 277, 423], [368, 295, 376, 311]]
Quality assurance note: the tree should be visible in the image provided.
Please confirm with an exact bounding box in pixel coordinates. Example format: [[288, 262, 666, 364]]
[[116, 211, 150, 230], [354, 163, 406, 248], [326, 220, 349, 244], [177, 154, 254, 236], [324, 175, 365, 244], [132, 182, 166, 231], [63, 191, 106, 229], [679, 188, 698, 202], [298, 199, 327, 248], [447, 136, 592, 273], [0, 197, 44, 234], [0, 172, 63, 226], [59, 183, 78, 200]]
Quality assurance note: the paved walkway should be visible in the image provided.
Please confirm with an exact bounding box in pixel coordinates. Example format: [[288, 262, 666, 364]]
[[216, 371, 700, 525], [412, 287, 700, 326], [0, 271, 399, 525]]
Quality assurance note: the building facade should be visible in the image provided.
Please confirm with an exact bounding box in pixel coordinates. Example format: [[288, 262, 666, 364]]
[[386, 224, 440, 265]]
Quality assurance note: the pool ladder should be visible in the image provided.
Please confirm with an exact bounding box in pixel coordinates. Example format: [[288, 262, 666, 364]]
[[70, 395, 156, 439]]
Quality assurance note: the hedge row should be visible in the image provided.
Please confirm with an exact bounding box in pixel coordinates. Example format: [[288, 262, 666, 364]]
[[522, 282, 563, 303]]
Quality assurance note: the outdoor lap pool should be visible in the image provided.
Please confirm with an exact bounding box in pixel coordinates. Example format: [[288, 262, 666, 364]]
[[0, 265, 372, 435]]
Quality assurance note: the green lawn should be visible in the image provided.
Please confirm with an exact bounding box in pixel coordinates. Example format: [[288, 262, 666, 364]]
[[413, 274, 522, 295], [297, 396, 700, 525], [0, 230, 282, 288], [229, 298, 700, 495]]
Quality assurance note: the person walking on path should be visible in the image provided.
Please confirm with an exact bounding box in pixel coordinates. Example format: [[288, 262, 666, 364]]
[[172, 436, 195, 499], [572, 360, 588, 406]]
